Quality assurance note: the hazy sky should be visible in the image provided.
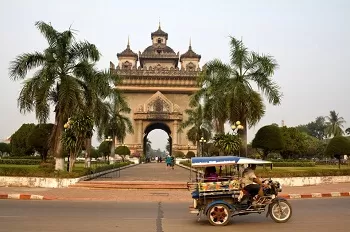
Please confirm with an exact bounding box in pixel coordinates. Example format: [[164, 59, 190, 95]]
[[1, 0, 349, 150]]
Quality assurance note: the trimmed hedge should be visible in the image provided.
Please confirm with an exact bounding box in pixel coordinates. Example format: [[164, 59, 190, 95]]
[[272, 162, 315, 167], [256, 168, 350, 178], [0, 159, 41, 165], [179, 161, 350, 177], [1, 156, 41, 159], [0, 161, 132, 178], [180, 161, 315, 167]]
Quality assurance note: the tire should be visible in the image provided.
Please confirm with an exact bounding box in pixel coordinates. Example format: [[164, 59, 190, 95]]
[[207, 204, 231, 226], [269, 199, 292, 223]]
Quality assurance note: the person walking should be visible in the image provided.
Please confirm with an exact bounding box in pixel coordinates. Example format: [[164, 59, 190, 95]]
[[165, 154, 172, 170]]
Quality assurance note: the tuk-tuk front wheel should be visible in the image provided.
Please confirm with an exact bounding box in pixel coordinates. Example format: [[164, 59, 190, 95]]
[[207, 204, 230, 226], [269, 199, 292, 223]]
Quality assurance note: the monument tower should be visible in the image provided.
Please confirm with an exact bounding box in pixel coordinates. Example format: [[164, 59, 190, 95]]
[[109, 23, 201, 156]]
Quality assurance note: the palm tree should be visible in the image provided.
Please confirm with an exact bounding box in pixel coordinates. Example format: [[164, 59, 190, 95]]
[[80, 69, 116, 167], [97, 91, 133, 158], [199, 36, 282, 156], [325, 110, 346, 137], [9, 21, 101, 170], [178, 101, 212, 155]]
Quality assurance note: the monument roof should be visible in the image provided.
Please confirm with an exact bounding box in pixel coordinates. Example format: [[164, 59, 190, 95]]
[[142, 44, 176, 55], [151, 26, 168, 39], [117, 38, 138, 60], [180, 44, 201, 60]]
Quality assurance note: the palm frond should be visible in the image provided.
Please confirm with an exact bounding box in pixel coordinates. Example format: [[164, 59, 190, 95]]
[[9, 52, 45, 80]]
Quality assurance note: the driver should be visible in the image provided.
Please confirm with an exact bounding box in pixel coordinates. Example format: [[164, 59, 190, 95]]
[[241, 164, 264, 198]]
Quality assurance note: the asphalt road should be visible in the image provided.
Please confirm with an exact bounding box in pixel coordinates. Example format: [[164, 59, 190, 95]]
[[0, 198, 349, 232]]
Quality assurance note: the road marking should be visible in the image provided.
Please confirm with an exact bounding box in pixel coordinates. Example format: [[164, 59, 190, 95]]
[[289, 194, 301, 199], [311, 193, 322, 198], [8, 194, 20, 199], [330, 192, 341, 197]]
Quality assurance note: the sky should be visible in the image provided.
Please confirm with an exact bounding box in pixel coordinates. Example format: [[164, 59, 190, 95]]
[[1, 0, 350, 150]]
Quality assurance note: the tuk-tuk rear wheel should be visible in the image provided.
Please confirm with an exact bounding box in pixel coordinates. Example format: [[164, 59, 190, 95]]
[[207, 204, 230, 226]]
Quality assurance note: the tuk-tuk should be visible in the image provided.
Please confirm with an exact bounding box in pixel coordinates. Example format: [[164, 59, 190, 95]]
[[188, 156, 292, 226]]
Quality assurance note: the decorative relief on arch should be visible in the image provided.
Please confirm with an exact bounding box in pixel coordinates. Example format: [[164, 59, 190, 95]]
[[144, 91, 173, 113], [186, 62, 196, 71], [122, 61, 132, 70]]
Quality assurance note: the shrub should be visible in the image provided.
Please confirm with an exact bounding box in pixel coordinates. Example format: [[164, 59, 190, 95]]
[[173, 150, 185, 158], [0, 159, 41, 165], [186, 151, 196, 159]]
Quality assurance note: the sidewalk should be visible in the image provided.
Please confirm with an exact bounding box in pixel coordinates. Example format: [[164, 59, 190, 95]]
[[1, 182, 350, 202]]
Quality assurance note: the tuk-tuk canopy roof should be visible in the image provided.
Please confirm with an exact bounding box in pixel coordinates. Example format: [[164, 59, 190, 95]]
[[191, 156, 272, 167]]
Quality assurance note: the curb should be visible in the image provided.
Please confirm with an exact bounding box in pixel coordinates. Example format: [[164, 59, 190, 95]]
[[280, 192, 350, 199], [0, 194, 54, 200]]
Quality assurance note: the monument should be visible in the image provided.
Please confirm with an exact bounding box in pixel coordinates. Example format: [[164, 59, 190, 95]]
[[110, 23, 201, 156]]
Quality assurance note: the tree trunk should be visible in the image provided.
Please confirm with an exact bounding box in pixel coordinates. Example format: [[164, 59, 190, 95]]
[[69, 152, 76, 172], [85, 138, 92, 168], [53, 116, 65, 170], [239, 120, 248, 157]]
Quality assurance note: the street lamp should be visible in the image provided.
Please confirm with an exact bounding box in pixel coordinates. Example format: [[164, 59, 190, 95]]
[[199, 137, 207, 157], [231, 121, 244, 156], [105, 136, 113, 164]]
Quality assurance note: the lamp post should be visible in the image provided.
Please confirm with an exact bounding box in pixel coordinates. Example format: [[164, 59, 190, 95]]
[[187, 143, 190, 154], [231, 121, 244, 157], [105, 136, 113, 164], [199, 137, 207, 157]]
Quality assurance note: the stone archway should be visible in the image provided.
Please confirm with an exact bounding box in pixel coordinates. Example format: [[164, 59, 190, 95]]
[[143, 122, 172, 157]]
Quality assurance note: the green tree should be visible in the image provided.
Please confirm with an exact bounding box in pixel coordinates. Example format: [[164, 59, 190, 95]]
[[61, 115, 94, 172], [9, 21, 103, 170], [90, 147, 100, 159], [0, 143, 11, 157], [325, 111, 346, 137], [325, 136, 350, 169], [297, 116, 327, 140], [252, 125, 283, 159], [186, 151, 196, 159], [198, 37, 281, 157], [179, 101, 212, 155], [98, 141, 110, 160], [213, 133, 241, 156], [27, 123, 54, 161], [280, 127, 308, 159], [98, 92, 133, 159], [145, 138, 152, 155], [10, 123, 36, 156], [173, 150, 185, 158], [115, 145, 131, 162]]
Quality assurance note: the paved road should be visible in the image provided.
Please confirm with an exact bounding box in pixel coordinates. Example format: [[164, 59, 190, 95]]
[[0, 198, 349, 232], [95, 162, 196, 181]]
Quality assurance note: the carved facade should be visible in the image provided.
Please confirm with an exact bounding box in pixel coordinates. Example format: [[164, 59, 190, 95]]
[[110, 24, 201, 155]]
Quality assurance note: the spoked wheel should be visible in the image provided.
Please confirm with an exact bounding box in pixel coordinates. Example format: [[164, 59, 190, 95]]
[[269, 199, 292, 223], [207, 204, 230, 226]]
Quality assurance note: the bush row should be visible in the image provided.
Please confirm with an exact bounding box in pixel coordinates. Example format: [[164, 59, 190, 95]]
[[0, 159, 42, 165], [0, 161, 132, 178], [272, 162, 315, 167], [256, 169, 350, 178], [1, 156, 41, 159], [179, 161, 315, 168]]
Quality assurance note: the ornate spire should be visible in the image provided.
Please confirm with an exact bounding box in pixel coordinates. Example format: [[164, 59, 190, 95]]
[[127, 36, 130, 49], [189, 37, 192, 49], [158, 18, 161, 29]]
